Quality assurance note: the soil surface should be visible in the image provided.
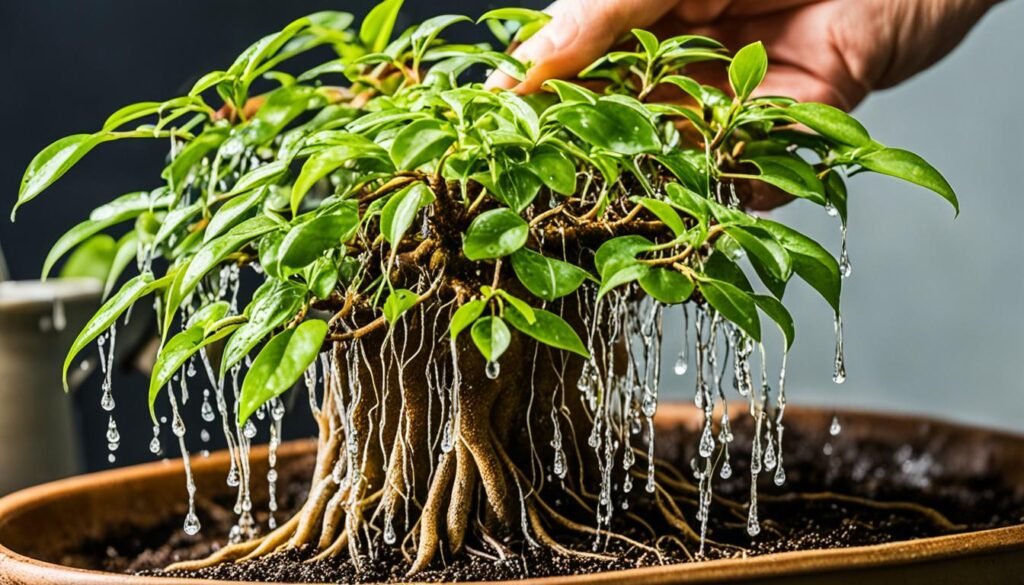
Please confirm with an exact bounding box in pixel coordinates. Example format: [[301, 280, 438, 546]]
[[61, 414, 1024, 583]]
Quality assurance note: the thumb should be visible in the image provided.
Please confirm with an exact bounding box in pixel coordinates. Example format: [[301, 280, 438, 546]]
[[486, 0, 678, 94]]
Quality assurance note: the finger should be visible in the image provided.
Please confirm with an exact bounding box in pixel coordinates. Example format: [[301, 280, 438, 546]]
[[485, 0, 678, 94]]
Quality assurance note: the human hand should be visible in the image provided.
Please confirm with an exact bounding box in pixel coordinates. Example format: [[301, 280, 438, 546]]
[[487, 0, 1001, 110]]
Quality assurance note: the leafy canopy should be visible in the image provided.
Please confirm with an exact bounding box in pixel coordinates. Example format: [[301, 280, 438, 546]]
[[14, 2, 956, 425]]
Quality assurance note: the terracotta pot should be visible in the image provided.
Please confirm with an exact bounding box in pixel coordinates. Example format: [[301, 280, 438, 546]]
[[1, 404, 1022, 584]]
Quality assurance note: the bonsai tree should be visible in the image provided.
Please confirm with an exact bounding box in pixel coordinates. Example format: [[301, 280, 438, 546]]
[[13, 1, 957, 574]]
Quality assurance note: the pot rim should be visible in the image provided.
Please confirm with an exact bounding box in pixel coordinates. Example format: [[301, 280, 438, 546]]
[[0, 278, 101, 312], [1, 404, 1022, 585]]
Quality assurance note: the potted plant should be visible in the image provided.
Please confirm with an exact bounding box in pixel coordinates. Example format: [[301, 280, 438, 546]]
[[2, 2, 1022, 583]]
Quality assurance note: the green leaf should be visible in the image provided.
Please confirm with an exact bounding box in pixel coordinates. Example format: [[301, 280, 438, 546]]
[[598, 262, 650, 299], [238, 320, 328, 425], [639, 268, 694, 304], [470, 316, 511, 362], [759, 219, 840, 312], [698, 278, 761, 341], [745, 155, 826, 204], [478, 162, 543, 213], [309, 256, 340, 299], [280, 204, 359, 270], [526, 146, 576, 196], [15, 133, 112, 217], [856, 147, 958, 213], [63, 272, 170, 389], [497, 92, 540, 142], [59, 235, 115, 281], [390, 119, 456, 171], [220, 281, 306, 377], [634, 197, 687, 237], [510, 248, 590, 301], [381, 183, 434, 246], [450, 299, 486, 339], [724, 225, 792, 281], [783, 103, 871, 147], [204, 186, 269, 243], [492, 289, 536, 324], [552, 98, 661, 155], [103, 232, 140, 299], [290, 136, 390, 213], [43, 205, 138, 280], [632, 29, 660, 59], [729, 41, 767, 101], [505, 305, 589, 357], [165, 216, 277, 334], [383, 288, 419, 323], [463, 208, 529, 260], [164, 128, 228, 192], [753, 294, 795, 349], [542, 79, 598, 105], [594, 235, 653, 278], [148, 317, 239, 421], [664, 182, 709, 228], [360, 0, 404, 53]]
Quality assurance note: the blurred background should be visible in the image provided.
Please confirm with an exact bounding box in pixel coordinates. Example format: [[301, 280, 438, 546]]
[[0, 0, 1020, 490]]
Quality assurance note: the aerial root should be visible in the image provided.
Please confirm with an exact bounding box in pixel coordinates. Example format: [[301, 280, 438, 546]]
[[446, 441, 476, 554], [408, 451, 456, 575], [527, 504, 617, 562]]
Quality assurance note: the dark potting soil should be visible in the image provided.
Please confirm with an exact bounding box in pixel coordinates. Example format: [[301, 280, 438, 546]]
[[63, 415, 1024, 583]]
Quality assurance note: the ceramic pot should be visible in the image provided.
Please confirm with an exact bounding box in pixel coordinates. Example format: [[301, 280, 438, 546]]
[[0, 405, 1022, 584], [0, 279, 101, 495]]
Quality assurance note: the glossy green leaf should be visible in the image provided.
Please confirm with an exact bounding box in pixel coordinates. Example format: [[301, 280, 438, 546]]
[[63, 272, 171, 389], [164, 128, 228, 192], [753, 294, 794, 349], [450, 299, 486, 339], [526, 146, 576, 196], [470, 316, 511, 362], [290, 136, 390, 213], [745, 155, 826, 204], [220, 281, 306, 377], [15, 133, 112, 217], [390, 119, 456, 171], [783, 103, 871, 147], [698, 278, 761, 341], [760, 219, 840, 312], [309, 256, 340, 300], [204, 187, 269, 243], [510, 248, 590, 301], [463, 208, 529, 260], [360, 0, 404, 53], [634, 197, 687, 237], [103, 232, 139, 299], [381, 183, 434, 245], [383, 288, 419, 323], [552, 98, 660, 155], [664, 182, 709, 228], [598, 262, 650, 299], [724, 225, 792, 281], [279, 204, 359, 270], [856, 147, 958, 213], [238, 320, 327, 425], [639, 268, 694, 304], [594, 235, 653, 278], [505, 306, 588, 357], [148, 318, 239, 420], [728, 41, 767, 101]]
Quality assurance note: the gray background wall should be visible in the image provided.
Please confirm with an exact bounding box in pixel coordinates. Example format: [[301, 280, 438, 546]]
[[664, 0, 1024, 431]]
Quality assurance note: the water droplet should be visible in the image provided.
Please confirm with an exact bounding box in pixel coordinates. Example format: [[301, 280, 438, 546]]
[[763, 436, 777, 471], [243, 419, 257, 439], [746, 504, 760, 537], [383, 518, 396, 544], [172, 413, 186, 437], [186, 361, 197, 377], [100, 389, 115, 412], [106, 417, 120, 444], [825, 201, 838, 217], [183, 512, 201, 536], [485, 360, 500, 379], [829, 415, 842, 436], [200, 429, 211, 443], [832, 314, 846, 384], [200, 393, 215, 422], [108, 453, 116, 463], [773, 465, 786, 486], [720, 461, 732, 479], [698, 423, 715, 458], [673, 352, 688, 375]]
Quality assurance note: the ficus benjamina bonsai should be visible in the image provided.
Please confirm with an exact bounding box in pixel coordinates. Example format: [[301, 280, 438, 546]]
[[12, 0, 958, 575]]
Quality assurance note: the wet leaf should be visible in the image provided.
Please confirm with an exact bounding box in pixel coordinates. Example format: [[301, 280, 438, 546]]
[[729, 41, 767, 101], [15, 133, 112, 217], [510, 248, 590, 301], [745, 155, 826, 204], [724, 225, 792, 281], [598, 262, 650, 300], [505, 305, 588, 358], [204, 186, 269, 243], [220, 281, 306, 377], [471, 316, 511, 362], [526, 146, 576, 196], [381, 182, 434, 245], [856, 147, 958, 213], [290, 136, 390, 213], [383, 288, 418, 323], [634, 197, 687, 237], [450, 299, 486, 339], [148, 317, 239, 420], [390, 119, 456, 171], [594, 235, 653, 278], [639, 268, 694, 304], [698, 278, 761, 341], [753, 294, 795, 349], [782, 103, 871, 147], [760, 219, 840, 312], [552, 98, 660, 155], [463, 208, 529, 260], [279, 202, 359, 270], [103, 232, 140, 299], [238, 320, 327, 425]]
